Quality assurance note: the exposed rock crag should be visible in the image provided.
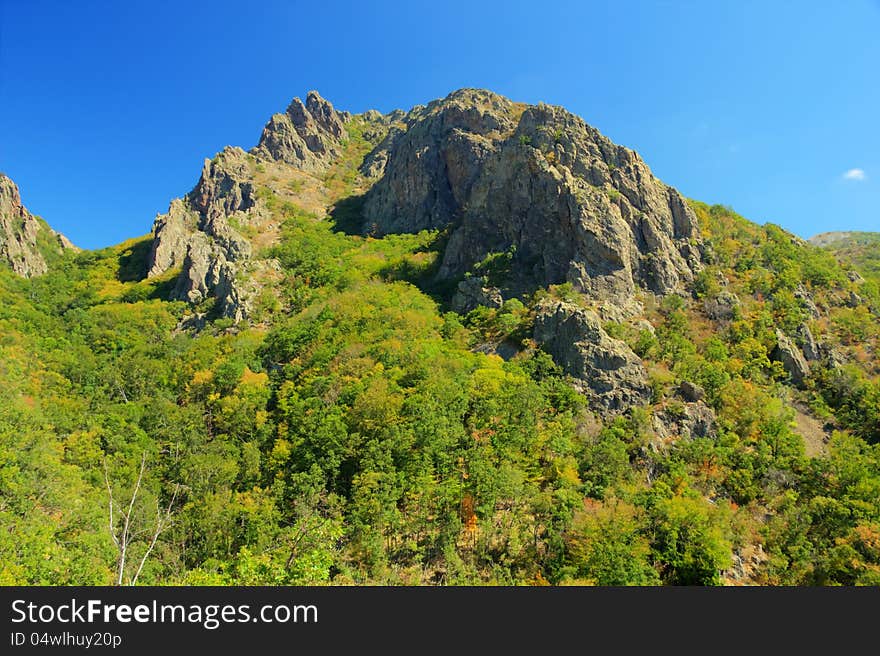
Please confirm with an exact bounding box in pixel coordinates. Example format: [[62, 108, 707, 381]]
[[653, 401, 718, 441], [361, 89, 704, 307], [451, 276, 503, 313], [253, 91, 348, 172], [147, 147, 260, 321], [533, 300, 651, 413], [147, 92, 350, 322], [772, 329, 810, 388], [0, 174, 76, 277]]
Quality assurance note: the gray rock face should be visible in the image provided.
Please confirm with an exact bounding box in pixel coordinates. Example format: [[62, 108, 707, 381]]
[[190, 151, 258, 225], [0, 174, 76, 277], [147, 147, 261, 321], [847, 290, 864, 308], [819, 341, 846, 368], [794, 284, 821, 319], [253, 91, 347, 172], [682, 402, 718, 439], [147, 198, 199, 277], [146, 91, 351, 324], [772, 329, 810, 387], [797, 323, 820, 361], [847, 270, 864, 284], [653, 401, 718, 441], [147, 87, 705, 337], [533, 300, 650, 413], [451, 276, 503, 313], [359, 125, 406, 180], [636, 319, 656, 335], [361, 89, 703, 305], [363, 89, 514, 234]]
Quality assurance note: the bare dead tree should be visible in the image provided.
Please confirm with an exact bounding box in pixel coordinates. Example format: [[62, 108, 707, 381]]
[[113, 379, 129, 404], [104, 452, 180, 585], [105, 454, 144, 585], [131, 482, 180, 585]]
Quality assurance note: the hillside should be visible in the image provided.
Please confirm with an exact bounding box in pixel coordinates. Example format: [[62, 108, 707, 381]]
[[1, 89, 879, 586], [810, 231, 880, 286]]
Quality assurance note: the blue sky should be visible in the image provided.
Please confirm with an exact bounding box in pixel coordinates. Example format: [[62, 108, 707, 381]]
[[1, 1, 878, 249]]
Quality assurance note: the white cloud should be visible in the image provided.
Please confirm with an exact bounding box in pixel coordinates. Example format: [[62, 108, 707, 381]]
[[843, 168, 867, 181]]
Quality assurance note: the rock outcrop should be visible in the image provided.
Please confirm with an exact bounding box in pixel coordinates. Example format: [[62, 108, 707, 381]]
[[253, 91, 347, 172], [146, 88, 707, 329], [794, 284, 821, 320], [704, 290, 740, 321], [653, 401, 718, 441], [0, 174, 76, 277], [150, 86, 701, 404], [847, 270, 864, 284], [678, 380, 706, 403], [147, 147, 260, 321], [147, 87, 704, 337], [359, 121, 406, 181], [796, 323, 820, 361], [772, 329, 810, 387], [533, 300, 650, 413], [362, 89, 517, 234], [361, 89, 703, 307], [451, 276, 503, 313], [147, 91, 350, 322]]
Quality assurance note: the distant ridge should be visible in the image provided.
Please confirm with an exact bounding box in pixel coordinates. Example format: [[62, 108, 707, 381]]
[[809, 231, 880, 247]]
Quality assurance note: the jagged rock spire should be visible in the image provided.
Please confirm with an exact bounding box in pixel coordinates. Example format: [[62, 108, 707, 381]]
[[0, 173, 76, 278], [252, 90, 348, 171]]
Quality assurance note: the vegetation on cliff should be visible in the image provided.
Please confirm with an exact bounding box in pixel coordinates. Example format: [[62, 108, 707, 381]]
[[2, 91, 879, 586]]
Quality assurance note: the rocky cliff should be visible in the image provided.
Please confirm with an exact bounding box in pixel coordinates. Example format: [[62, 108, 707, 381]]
[[135, 88, 717, 415], [533, 299, 651, 411], [146, 147, 260, 321], [0, 174, 76, 277], [252, 91, 349, 171], [147, 88, 705, 325], [362, 89, 703, 307], [145, 91, 349, 321]]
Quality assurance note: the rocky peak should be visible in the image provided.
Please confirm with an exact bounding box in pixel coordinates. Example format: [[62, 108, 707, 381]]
[[360, 88, 703, 309], [305, 90, 347, 139], [145, 88, 705, 329], [189, 147, 258, 221], [147, 147, 262, 321], [253, 90, 348, 171], [361, 89, 518, 234], [0, 173, 76, 278], [772, 329, 810, 388], [424, 88, 519, 134], [147, 91, 351, 324]]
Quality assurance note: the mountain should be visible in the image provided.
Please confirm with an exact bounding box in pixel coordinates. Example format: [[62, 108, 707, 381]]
[[143, 89, 702, 326], [2, 89, 879, 587], [0, 173, 76, 277]]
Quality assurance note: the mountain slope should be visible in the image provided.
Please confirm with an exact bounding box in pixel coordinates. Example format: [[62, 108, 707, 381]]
[[810, 231, 880, 286], [1, 89, 880, 587], [139, 89, 704, 328]]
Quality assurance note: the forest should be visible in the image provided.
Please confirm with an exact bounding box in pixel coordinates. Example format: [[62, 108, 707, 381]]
[[2, 186, 879, 586]]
